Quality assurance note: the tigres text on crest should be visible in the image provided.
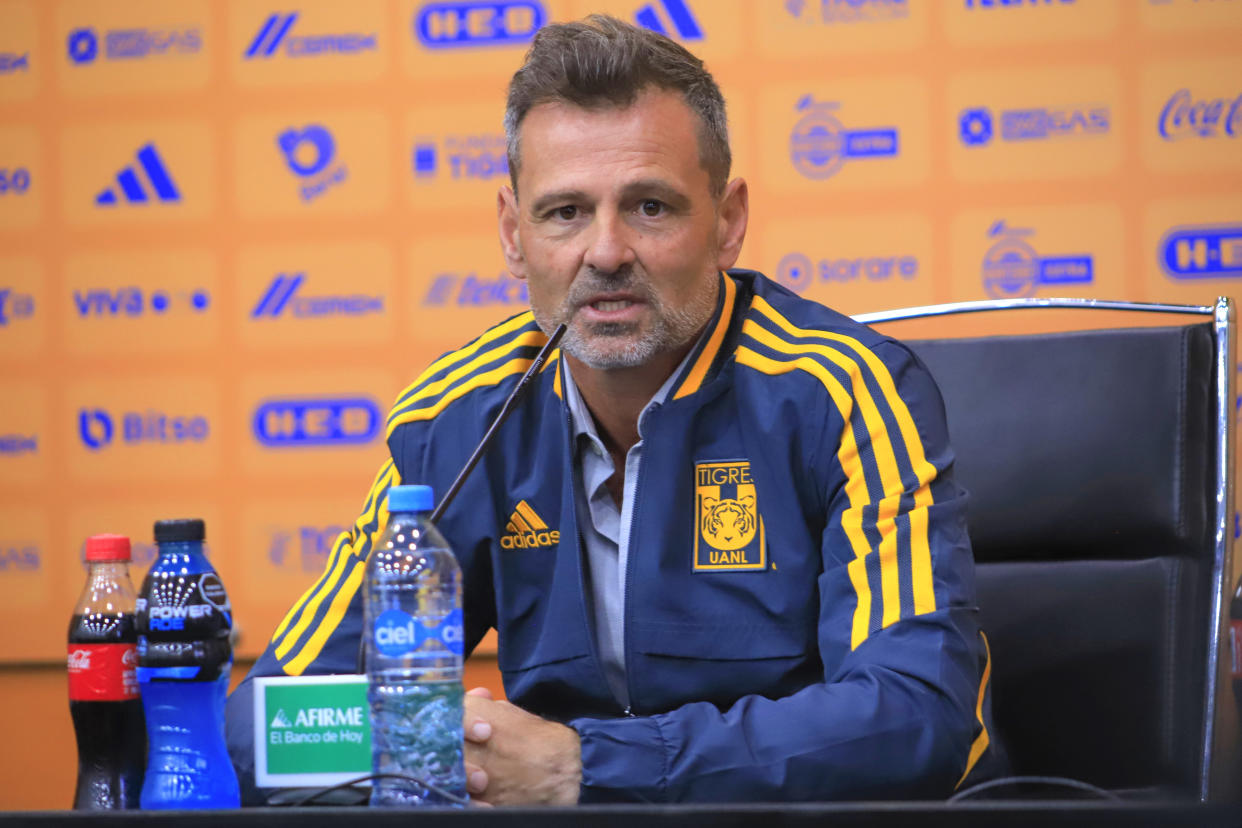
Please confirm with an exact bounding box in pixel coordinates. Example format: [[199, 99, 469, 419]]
[[501, 499, 559, 549], [694, 460, 766, 571]]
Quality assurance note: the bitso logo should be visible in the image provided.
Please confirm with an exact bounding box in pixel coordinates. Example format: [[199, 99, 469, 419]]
[[0, 52, 29, 73], [784, 0, 909, 23], [412, 133, 507, 181], [1160, 225, 1242, 280], [635, 0, 703, 40], [95, 144, 180, 207], [268, 524, 346, 573], [694, 460, 766, 571], [245, 13, 377, 59], [77, 407, 209, 451], [73, 286, 209, 318], [958, 104, 1109, 147], [422, 271, 528, 307], [66, 25, 201, 64], [0, 167, 31, 196], [251, 273, 383, 319], [776, 250, 918, 293], [277, 124, 346, 202], [500, 500, 559, 549], [252, 397, 381, 448], [1158, 88, 1241, 142], [0, 288, 34, 326], [414, 1, 546, 49], [789, 96, 899, 180], [981, 220, 1093, 299]]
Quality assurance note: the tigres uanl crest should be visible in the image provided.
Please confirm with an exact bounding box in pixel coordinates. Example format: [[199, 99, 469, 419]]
[[694, 460, 766, 571]]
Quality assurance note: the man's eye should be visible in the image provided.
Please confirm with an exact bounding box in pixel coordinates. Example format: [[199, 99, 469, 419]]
[[555, 205, 577, 220], [640, 200, 663, 217]]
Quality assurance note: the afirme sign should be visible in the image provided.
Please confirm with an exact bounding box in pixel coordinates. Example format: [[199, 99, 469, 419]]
[[253, 674, 371, 788]]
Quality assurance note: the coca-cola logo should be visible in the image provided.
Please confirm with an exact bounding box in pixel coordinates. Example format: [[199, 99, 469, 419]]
[[67, 649, 91, 671], [1159, 88, 1242, 141], [121, 649, 138, 668]]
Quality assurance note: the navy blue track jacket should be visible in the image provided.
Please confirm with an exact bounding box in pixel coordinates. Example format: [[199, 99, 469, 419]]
[[226, 270, 1003, 803]]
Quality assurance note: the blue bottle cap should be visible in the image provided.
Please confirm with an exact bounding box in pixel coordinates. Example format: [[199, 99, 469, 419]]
[[387, 484, 434, 513]]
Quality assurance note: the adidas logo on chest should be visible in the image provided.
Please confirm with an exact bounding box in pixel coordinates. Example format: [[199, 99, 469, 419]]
[[501, 500, 560, 549]]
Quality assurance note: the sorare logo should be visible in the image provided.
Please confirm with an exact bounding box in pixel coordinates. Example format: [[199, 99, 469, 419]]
[[267, 524, 346, 573], [981, 220, 1093, 299], [789, 96, 899, 180], [0, 52, 29, 73], [95, 144, 180, 207], [776, 251, 918, 293], [277, 124, 347, 202], [959, 104, 1109, 147], [412, 133, 508, 181], [1160, 225, 1242, 280], [422, 271, 529, 307], [252, 396, 381, 448], [78, 407, 209, 451], [251, 273, 383, 319], [244, 13, 377, 59], [634, 0, 703, 39], [1158, 89, 1242, 142], [413, 1, 546, 49], [784, 0, 909, 24], [73, 286, 210, 318], [67, 25, 201, 64], [0, 288, 35, 327]]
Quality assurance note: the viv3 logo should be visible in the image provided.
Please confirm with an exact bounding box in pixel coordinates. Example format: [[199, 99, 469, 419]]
[[790, 96, 899, 180], [78, 408, 209, 451], [253, 397, 381, 448], [1159, 89, 1242, 141], [1161, 225, 1242, 280], [73, 286, 209, 317], [981, 221, 1093, 299], [278, 124, 346, 203], [414, 1, 546, 49]]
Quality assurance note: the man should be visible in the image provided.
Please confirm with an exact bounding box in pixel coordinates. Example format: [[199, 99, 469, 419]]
[[227, 15, 1002, 804]]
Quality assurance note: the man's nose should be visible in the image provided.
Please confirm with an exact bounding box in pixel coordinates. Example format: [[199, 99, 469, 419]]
[[583, 212, 636, 274]]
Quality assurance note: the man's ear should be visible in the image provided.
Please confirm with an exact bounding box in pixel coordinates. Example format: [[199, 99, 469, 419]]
[[714, 177, 749, 271], [497, 185, 527, 280]]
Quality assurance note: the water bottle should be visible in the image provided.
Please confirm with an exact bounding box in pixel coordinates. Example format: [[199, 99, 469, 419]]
[[136, 518, 240, 809], [365, 485, 467, 807], [68, 534, 145, 809]]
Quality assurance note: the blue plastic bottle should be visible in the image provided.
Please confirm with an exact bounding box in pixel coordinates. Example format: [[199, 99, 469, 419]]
[[365, 485, 467, 807], [136, 518, 240, 809]]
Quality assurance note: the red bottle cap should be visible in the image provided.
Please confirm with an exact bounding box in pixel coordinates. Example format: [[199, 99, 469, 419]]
[[84, 534, 132, 562]]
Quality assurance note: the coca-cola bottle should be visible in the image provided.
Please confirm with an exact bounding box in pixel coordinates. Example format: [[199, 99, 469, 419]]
[[68, 534, 145, 809]]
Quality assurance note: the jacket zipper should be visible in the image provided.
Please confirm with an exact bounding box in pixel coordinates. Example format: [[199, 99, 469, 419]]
[[621, 405, 656, 717]]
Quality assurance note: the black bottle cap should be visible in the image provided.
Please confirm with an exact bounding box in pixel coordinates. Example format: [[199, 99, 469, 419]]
[[154, 518, 206, 543]]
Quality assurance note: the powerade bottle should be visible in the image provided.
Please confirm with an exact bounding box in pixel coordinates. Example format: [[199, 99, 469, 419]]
[[136, 518, 240, 809], [365, 485, 467, 807]]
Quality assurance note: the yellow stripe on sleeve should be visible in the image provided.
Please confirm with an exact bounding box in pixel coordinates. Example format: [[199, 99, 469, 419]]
[[387, 358, 535, 432], [956, 632, 993, 789]]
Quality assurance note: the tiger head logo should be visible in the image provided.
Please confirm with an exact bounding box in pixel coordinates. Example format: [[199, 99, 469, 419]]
[[700, 495, 757, 551]]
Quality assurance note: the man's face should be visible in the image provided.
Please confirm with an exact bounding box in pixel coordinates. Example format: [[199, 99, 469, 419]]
[[498, 87, 746, 371]]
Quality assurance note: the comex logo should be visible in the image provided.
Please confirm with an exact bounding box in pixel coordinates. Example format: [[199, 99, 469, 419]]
[[277, 124, 347, 203], [251, 273, 383, 319], [268, 524, 346, 573], [422, 271, 528, 307], [67, 25, 201, 64], [73, 287, 209, 318], [958, 104, 1109, 147], [981, 220, 1093, 299], [635, 0, 703, 39], [776, 251, 918, 293], [789, 96, 899, 180], [95, 144, 180, 207], [412, 133, 508, 181], [0, 52, 29, 73], [252, 397, 381, 448], [78, 408, 209, 451], [0, 288, 34, 326], [245, 12, 377, 59], [414, 1, 546, 49], [783, 0, 909, 24], [1158, 89, 1241, 141], [1160, 225, 1242, 280]]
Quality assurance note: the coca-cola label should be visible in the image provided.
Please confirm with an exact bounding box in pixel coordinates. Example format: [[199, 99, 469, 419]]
[[67, 643, 139, 701]]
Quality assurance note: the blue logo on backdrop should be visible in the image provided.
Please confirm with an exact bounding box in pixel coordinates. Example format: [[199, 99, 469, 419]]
[[67, 25, 201, 64], [0, 52, 29, 73], [245, 12, 377, 58], [0, 435, 37, 456], [981, 221, 1093, 299], [964, 0, 1076, 8], [277, 124, 347, 202], [412, 133, 508, 180], [776, 251, 919, 293], [790, 96, 899, 180], [635, 0, 703, 39], [783, 0, 909, 23], [95, 144, 180, 207], [1160, 225, 1242, 280], [78, 407, 208, 450], [252, 397, 381, 448], [268, 524, 346, 573], [373, 608, 464, 657], [1158, 89, 1242, 141], [73, 286, 209, 318], [422, 271, 528, 307], [251, 273, 383, 319], [0, 167, 31, 196], [414, 1, 546, 49], [0, 289, 35, 326], [958, 104, 1109, 147], [0, 545, 40, 573]]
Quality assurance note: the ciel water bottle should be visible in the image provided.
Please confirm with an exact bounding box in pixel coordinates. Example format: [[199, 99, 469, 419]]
[[365, 485, 467, 807], [136, 518, 240, 809]]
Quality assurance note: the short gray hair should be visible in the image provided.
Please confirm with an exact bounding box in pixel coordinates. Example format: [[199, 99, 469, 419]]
[[504, 14, 730, 197]]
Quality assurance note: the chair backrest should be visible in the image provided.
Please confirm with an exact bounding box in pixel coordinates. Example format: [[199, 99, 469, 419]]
[[891, 306, 1232, 800]]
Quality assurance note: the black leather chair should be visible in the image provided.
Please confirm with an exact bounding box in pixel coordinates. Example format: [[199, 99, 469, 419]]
[[855, 298, 1236, 801]]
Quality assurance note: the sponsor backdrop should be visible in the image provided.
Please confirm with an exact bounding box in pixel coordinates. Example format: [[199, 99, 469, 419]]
[[1, 0, 1241, 669]]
